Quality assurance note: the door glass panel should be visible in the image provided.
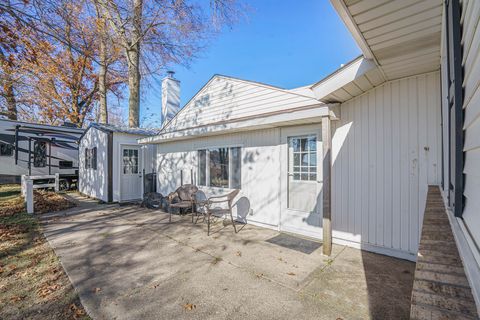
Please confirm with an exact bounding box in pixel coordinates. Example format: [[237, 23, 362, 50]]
[[123, 148, 139, 174], [288, 135, 318, 212]]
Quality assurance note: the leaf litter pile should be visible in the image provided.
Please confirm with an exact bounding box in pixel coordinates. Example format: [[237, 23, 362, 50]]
[[0, 185, 88, 319], [0, 189, 74, 217]]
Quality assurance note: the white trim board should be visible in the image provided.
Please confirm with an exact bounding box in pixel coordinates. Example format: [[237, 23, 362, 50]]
[[447, 209, 480, 317]]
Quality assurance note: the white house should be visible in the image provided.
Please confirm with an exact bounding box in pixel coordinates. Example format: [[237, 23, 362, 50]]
[[138, 0, 479, 314], [78, 123, 157, 202]]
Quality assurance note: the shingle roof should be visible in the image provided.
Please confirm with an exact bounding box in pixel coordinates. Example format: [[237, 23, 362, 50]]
[[87, 123, 159, 137]]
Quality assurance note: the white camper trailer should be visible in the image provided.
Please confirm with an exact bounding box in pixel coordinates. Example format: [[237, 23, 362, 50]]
[[0, 119, 84, 188]]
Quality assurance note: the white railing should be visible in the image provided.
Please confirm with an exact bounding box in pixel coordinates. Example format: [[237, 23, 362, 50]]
[[21, 174, 60, 214]]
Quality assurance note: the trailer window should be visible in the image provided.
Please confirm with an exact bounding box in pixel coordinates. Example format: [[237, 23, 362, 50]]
[[0, 142, 13, 156], [59, 160, 73, 169], [33, 141, 47, 167]]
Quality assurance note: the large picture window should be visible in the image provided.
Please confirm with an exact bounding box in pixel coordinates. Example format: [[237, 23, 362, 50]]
[[198, 147, 241, 188]]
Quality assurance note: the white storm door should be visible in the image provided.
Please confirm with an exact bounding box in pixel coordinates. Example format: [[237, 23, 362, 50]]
[[281, 127, 323, 238], [121, 146, 143, 201]]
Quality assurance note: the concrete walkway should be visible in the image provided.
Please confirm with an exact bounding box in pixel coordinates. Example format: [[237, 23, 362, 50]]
[[41, 193, 415, 320]]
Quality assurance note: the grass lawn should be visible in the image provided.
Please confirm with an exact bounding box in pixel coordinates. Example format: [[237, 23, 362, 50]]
[[0, 184, 89, 319]]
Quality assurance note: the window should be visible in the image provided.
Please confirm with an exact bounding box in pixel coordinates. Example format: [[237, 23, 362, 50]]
[[0, 142, 13, 156], [59, 160, 73, 169], [290, 136, 317, 181], [210, 148, 229, 187], [198, 147, 241, 188], [122, 149, 139, 174], [33, 141, 47, 167], [198, 149, 206, 186], [85, 147, 97, 170]]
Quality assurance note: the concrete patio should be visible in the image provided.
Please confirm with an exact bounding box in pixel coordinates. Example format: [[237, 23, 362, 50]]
[[40, 194, 415, 320]]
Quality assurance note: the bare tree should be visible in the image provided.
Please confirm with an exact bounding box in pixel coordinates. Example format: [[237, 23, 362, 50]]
[[96, 0, 243, 127]]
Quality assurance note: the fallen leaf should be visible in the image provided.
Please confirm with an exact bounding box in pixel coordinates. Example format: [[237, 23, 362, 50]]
[[287, 272, 296, 276], [183, 303, 196, 311], [10, 295, 25, 302], [235, 251, 242, 257]]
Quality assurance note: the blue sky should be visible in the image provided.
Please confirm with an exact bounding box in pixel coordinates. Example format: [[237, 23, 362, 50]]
[[139, 0, 361, 127]]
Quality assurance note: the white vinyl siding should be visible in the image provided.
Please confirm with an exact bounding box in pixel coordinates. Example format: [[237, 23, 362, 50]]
[[460, 0, 480, 259], [156, 128, 282, 228], [164, 76, 320, 134], [79, 128, 109, 202], [332, 72, 441, 258]]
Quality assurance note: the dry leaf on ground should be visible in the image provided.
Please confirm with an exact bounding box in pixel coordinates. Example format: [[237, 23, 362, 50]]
[[183, 303, 196, 311]]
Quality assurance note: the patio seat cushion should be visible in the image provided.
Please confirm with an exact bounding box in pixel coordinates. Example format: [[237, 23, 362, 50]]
[[176, 184, 198, 201]]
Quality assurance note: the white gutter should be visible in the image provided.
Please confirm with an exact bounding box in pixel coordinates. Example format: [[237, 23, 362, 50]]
[[139, 104, 338, 144]]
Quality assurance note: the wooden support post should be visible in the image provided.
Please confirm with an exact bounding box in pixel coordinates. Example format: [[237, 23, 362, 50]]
[[322, 116, 332, 256], [54, 173, 60, 192], [25, 179, 34, 214]]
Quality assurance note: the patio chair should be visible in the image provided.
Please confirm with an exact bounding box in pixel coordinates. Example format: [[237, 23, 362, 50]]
[[168, 184, 198, 223], [201, 189, 240, 236]]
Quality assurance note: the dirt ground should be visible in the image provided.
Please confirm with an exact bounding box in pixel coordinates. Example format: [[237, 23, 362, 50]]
[[0, 184, 89, 320]]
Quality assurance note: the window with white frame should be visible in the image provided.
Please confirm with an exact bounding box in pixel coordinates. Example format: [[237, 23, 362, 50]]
[[289, 136, 317, 181], [198, 147, 241, 188]]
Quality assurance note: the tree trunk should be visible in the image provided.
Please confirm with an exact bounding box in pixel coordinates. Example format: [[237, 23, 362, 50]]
[[2, 74, 17, 120], [127, 0, 142, 128], [127, 46, 140, 128], [98, 14, 108, 124], [0, 49, 17, 120]]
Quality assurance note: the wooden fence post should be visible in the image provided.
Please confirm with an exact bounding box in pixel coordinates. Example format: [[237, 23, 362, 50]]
[[21, 175, 26, 197], [25, 179, 34, 214], [54, 173, 60, 192]]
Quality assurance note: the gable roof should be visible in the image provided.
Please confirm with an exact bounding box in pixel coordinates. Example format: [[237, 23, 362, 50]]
[[80, 123, 158, 140], [139, 74, 330, 144], [158, 74, 324, 135]]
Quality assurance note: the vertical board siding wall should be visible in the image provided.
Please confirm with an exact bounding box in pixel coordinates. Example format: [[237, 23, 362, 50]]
[[332, 72, 441, 257], [461, 0, 480, 258], [79, 129, 109, 202], [156, 128, 282, 227]]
